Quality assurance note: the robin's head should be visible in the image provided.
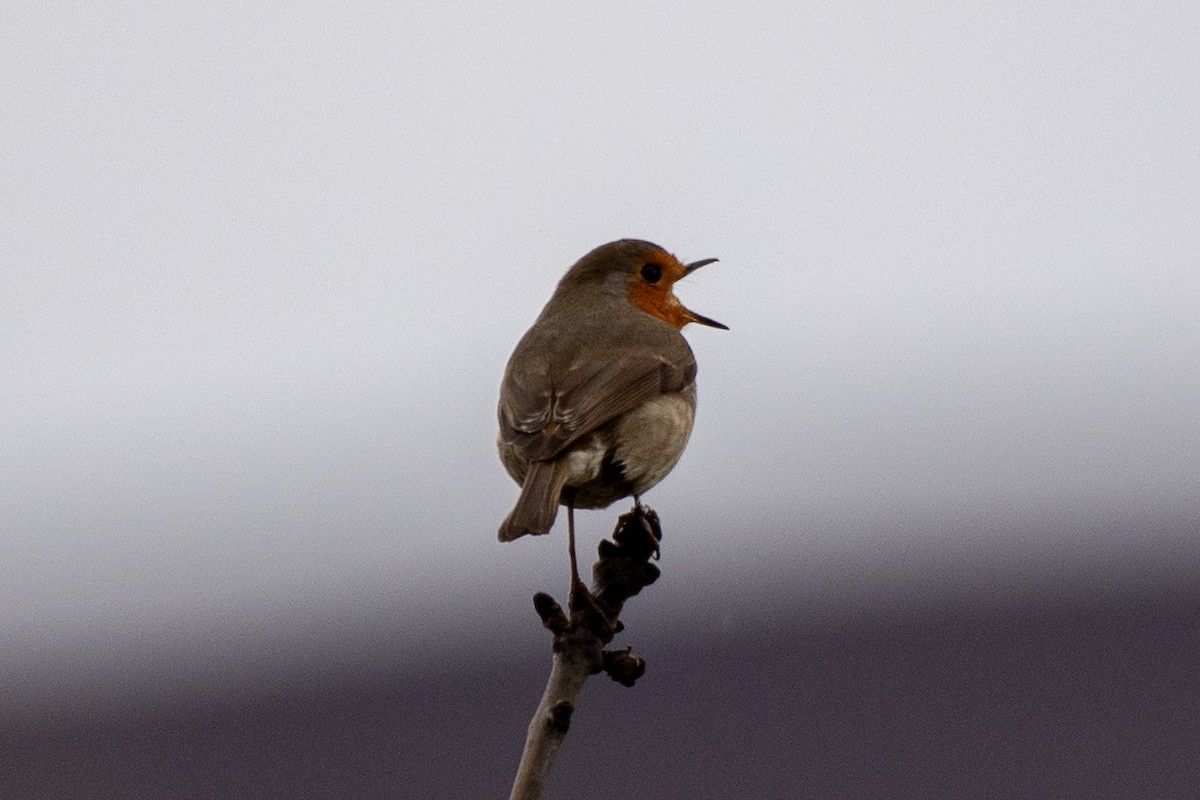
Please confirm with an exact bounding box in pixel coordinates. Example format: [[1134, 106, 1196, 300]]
[[565, 239, 728, 331]]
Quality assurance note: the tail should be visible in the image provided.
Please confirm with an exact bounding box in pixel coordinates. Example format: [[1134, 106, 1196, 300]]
[[498, 459, 571, 542]]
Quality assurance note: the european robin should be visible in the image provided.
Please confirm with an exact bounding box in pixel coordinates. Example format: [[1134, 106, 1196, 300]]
[[496, 239, 725, 583]]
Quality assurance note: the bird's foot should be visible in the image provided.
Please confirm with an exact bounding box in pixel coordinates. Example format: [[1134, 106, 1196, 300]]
[[622, 502, 663, 561]]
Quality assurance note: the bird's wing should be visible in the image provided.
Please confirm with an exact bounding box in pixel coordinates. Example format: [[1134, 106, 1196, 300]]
[[498, 341, 696, 463]]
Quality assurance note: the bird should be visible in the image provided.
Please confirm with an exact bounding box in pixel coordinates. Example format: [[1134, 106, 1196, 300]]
[[496, 239, 725, 587]]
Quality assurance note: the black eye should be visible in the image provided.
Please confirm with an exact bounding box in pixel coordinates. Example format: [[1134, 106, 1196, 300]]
[[640, 263, 661, 284]]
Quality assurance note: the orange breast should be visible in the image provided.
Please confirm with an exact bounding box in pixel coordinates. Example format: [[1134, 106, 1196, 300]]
[[626, 281, 689, 329]]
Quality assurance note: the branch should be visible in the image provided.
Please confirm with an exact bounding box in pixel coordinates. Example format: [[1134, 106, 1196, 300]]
[[507, 505, 663, 800]]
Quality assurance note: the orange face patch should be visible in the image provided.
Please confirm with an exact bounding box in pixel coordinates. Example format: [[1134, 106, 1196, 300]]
[[626, 251, 693, 329]]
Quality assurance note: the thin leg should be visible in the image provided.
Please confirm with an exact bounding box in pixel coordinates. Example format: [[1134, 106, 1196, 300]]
[[567, 502, 582, 591], [565, 499, 613, 627], [563, 489, 589, 606]]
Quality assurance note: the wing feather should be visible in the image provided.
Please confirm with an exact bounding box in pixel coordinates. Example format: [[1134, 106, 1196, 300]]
[[498, 340, 695, 463]]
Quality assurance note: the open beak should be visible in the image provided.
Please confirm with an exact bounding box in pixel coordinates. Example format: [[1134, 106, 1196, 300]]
[[684, 308, 729, 330], [681, 257, 728, 330]]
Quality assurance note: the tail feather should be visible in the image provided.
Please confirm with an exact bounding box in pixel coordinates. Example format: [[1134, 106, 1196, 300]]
[[499, 459, 570, 541]]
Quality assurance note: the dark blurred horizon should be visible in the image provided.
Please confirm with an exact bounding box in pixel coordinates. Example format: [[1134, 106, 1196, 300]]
[[5, 553, 1198, 799], [5, 505, 1196, 723]]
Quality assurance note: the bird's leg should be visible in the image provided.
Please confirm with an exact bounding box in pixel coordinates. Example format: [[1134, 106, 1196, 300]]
[[564, 489, 592, 611], [567, 501, 585, 598], [631, 495, 662, 560], [565, 495, 618, 631]]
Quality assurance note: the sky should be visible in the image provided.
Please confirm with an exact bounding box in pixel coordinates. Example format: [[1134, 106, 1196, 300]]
[[3, 3, 1199, 708]]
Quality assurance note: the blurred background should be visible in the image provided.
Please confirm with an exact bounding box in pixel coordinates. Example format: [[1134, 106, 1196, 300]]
[[3, 3, 1198, 798]]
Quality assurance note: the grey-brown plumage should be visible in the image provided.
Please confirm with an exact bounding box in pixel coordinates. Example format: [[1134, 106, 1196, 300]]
[[497, 239, 725, 542]]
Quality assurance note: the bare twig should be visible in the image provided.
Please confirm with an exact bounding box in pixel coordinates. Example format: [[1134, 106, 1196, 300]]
[[507, 506, 663, 800]]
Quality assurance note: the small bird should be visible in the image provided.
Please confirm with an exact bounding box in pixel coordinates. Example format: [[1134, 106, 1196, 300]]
[[496, 239, 725, 583]]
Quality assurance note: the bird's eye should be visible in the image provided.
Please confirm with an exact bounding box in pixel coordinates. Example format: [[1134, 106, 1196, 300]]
[[640, 263, 661, 284]]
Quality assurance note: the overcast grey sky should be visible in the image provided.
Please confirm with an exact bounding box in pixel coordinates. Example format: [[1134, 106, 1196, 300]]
[[3, 3, 1198, 706]]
